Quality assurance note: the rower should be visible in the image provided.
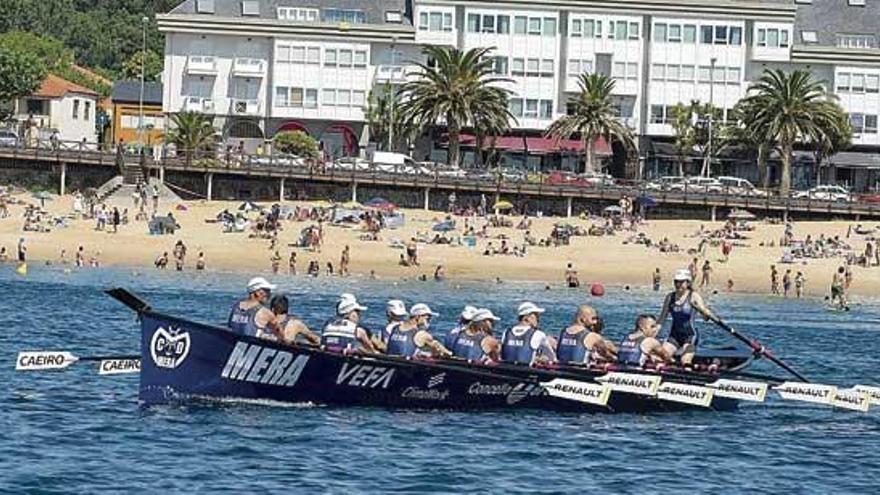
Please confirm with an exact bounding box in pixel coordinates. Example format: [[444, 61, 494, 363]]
[[618, 314, 673, 367], [375, 299, 408, 351], [386, 303, 452, 358], [444, 305, 478, 349], [452, 308, 502, 363], [270, 294, 319, 346], [321, 296, 377, 353], [227, 277, 281, 339], [556, 305, 617, 365], [501, 302, 556, 365], [656, 269, 717, 366]]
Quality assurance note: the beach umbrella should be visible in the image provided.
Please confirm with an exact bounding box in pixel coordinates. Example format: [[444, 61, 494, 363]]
[[728, 209, 756, 220], [239, 201, 260, 212], [175, 203, 188, 211], [32, 191, 53, 208], [635, 195, 657, 208], [603, 205, 623, 214], [432, 221, 456, 232], [494, 200, 514, 211], [340, 200, 363, 208]]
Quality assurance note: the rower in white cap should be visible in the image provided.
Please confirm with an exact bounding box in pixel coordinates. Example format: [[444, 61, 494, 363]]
[[656, 268, 717, 366], [451, 308, 501, 363], [373, 299, 408, 351], [321, 296, 377, 353], [444, 305, 478, 349], [227, 277, 282, 340], [386, 303, 452, 358], [501, 302, 557, 365]]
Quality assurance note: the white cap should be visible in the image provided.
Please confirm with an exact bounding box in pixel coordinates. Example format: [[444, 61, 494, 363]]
[[517, 301, 546, 317], [386, 299, 407, 317], [247, 277, 276, 293], [472, 308, 500, 322], [338, 298, 367, 315], [410, 303, 438, 317], [460, 305, 478, 320], [673, 269, 692, 282], [338, 293, 357, 303]]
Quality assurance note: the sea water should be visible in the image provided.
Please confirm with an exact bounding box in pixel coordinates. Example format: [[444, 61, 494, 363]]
[[1, 266, 879, 493]]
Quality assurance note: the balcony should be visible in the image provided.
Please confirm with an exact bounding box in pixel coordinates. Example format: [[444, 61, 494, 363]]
[[231, 99, 261, 116], [186, 56, 218, 75], [182, 97, 215, 113], [374, 65, 407, 84], [232, 57, 266, 77]]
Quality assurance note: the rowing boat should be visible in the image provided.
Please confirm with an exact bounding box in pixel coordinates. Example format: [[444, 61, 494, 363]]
[[121, 289, 757, 413]]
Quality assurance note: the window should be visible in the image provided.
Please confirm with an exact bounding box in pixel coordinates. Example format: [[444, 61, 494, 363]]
[[498, 15, 510, 34], [72, 100, 79, 119], [493, 56, 508, 75], [514, 16, 527, 34], [307, 47, 320, 64], [713, 66, 725, 82], [526, 58, 539, 77], [650, 105, 665, 124], [540, 100, 553, 119], [698, 65, 711, 82], [354, 50, 367, 67], [626, 63, 638, 79], [84, 101, 90, 120], [524, 99, 538, 118], [290, 88, 303, 107], [278, 7, 318, 21], [277, 46, 291, 62], [322, 89, 335, 105], [730, 27, 742, 45], [701, 25, 713, 44], [528, 18, 542, 35], [509, 99, 523, 117], [585, 20, 598, 38], [837, 34, 876, 49], [837, 72, 850, 92], [568, 59, 592, 76], [683, 24, 696, 43], [851, 113, 865, 133], [867, 75, 879, 93], [852, 73, 865, 92], [758, 28, 789, 48], [612, 62, 625, 78], [385, 11, 402, 23], [668, 24, 682, 43], [304, 89, 318, 108], [571, 19, 582, 37], [540, 59, 554, 77], [325, 49, 336, 66], [196, 0, 214, 14], [338, 49, 352, 67], [324, 9, 366, 24], [543, 18, 556, 36], [512, 58, 525, 76], [666, 64, 680, 80], [277, 86, 291, 107], [781, 30, 789, 47], [467, 14, 479, 33], [714, 26, 728, 44], [337, 90, 351, 106], [614, 21, 627, 40], [682, 65, 695, 80], [757, 28, 767, 46], [654, 23, 667, 42], [629, 22, 640, 39], [866, 115, 878, 133], [482, 15, 495, 33], [727, 67, 740, 83], [352, 90, 366, 107], [802, 31, 818, 43], [292, 46, 305, 63], [849, 0, 866, 5], [651, 64, 665, 80], [241, 1, 259, 16]]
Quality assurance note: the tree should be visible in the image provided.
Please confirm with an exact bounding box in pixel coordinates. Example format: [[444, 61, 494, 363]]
[[274, 131, 320, 160], [739, 69, 850, 195], [0, 47, 46, 119], [545, 73, 635, 174], [165, 112, 216, 164], [121, 49, 163, 82], [812, 111, 852, 186], [472, 87, 513, 168], [727, 100, 774, 188], [364, 86, 407, 152], [668, 102, 697, 176], [399, 45, 512, 166]]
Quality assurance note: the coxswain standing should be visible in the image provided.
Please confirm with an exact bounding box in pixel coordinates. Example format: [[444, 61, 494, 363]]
[[452, 309, 501, 363], [556, 305, 617, 365], [618, 314, 673, 367], [656, 270, 717, 366], [501, 302, 557, 365], [386, 304, 451, 358], [444, 305, 478, 349], [321, 296, 377, 353], [227, 277, 282, 340], [269, 295, 319, 345]]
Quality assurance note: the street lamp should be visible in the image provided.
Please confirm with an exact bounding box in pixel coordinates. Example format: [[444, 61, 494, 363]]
[[704, 56, 717, 177], [138, 15, 148, 159]]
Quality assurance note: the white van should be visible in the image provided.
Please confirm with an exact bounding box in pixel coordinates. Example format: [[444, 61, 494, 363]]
[[717, 176, 768, 197], [371, 152, 418, 173]]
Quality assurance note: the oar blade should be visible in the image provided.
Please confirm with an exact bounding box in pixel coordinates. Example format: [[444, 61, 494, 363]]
[[596, 372, 661, 396], [707, 379, 768, 402], [105, 288, 151, 313], [15, 351, 77, 371], [853, 385, 880, 406], [833, 389, 871, 412], [97, 358, 141, 375], [542, 378, 610, 406], [657, 382, 714, 407], [774, 382, 837, 405]]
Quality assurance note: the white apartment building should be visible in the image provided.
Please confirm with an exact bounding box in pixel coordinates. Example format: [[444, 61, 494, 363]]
[[158, 0, 880, 189]]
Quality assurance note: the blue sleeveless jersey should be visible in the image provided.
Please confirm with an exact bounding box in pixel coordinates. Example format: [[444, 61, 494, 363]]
[[445, 324, 467, 349], [321, 317, 360, 350], [386, 326, 421, 357], [556, 327, 590, 364], [452, 331, 488, 361], [668, 291, 700, 346], [501, 325, 539, 364], [227, 300, 263, 337], [618, 334, 646, 366]]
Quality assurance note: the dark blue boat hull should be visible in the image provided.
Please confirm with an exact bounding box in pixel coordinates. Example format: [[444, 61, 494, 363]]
[[139, 312, 739, 413]]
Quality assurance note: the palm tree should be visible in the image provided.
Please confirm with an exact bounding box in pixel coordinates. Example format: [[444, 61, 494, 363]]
[[739, 69, 850, 195], [399, 45, 512, 166], [472, 86, 513, 168], [811, 109, 852, 186], [165, 111, 216, 165], [364, 86, 407, 152], [545, 73, 635, 174], [727, 100, 773, 188]]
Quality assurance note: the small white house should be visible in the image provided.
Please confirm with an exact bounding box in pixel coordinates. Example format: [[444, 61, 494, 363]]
[[14, 74, 99, 145]]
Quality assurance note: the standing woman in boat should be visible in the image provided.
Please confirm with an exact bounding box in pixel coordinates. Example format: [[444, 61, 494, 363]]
[[656, 269, 717, 366]]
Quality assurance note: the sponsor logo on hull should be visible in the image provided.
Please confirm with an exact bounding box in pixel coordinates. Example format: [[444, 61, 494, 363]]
[[221, 342, 310, 387], [336, 362, 395, 389], [150, 327, 191, 369], [467, 382, 542, 405]]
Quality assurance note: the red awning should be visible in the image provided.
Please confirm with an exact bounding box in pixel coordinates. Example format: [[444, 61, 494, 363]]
[[455, 134, 611, 155]]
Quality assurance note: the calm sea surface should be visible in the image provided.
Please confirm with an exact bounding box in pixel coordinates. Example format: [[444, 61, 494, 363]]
[[1, 265, 879, 494]]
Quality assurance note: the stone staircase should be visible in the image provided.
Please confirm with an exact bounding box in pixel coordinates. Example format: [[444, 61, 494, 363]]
[[95, 175, 182, 208]]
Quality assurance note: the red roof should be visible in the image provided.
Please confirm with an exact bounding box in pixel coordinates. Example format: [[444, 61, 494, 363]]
[[32, 74, 99, 99], [456, 134, 611, 155]]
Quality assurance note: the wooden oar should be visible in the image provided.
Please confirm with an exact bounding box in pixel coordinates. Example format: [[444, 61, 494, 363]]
[[710, 317, 810, 383]]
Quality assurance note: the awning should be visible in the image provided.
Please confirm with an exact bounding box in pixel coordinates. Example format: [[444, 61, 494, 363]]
[[830, 151, 880, 169], [454, 134, 611, 155]]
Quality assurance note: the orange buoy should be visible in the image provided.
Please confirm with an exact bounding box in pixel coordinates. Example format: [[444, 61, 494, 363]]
[[590, 283, 605, 297]]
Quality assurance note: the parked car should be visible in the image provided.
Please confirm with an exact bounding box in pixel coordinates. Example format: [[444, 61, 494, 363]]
[[717, 176, 769, 197], [645, 176, 686, 191], [792, 185, 854, 202], [857, 193, 880, 204], [546, 170, 593, 187], [0, 130, 18, 147], [669, 177, 724, 194]]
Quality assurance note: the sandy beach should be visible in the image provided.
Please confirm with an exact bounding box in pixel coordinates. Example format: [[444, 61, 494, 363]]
[[1, 190, 878, 299]]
